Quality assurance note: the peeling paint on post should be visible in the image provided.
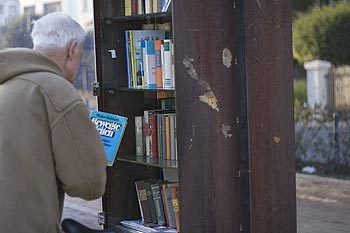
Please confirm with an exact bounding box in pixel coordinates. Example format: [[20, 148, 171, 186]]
[[183, 55, 220, 111], [223, 48, 233, 68], [222, 123, 233, 138]]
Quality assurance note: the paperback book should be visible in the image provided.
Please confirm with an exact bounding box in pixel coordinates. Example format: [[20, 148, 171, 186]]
[[90, 110, 128, 166]]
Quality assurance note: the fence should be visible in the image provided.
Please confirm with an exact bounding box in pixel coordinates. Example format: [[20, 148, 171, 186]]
[[296, 63, 350, 170], [328, 65, 350, 112]]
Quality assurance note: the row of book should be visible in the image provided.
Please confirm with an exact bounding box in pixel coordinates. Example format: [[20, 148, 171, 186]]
[[125, 30, 175, 89], [135, 109, 177, 160], [125, 0, 172, 16], [135, 179, 180, 232]]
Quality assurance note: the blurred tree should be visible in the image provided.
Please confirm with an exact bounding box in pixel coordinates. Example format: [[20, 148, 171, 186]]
[[4, 14, 41, 48], [293, 3, 350, 65], [292, 0, 349, 15]]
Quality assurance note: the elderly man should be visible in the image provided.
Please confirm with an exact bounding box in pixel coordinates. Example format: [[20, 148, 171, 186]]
[[0, 12, 107, 233]]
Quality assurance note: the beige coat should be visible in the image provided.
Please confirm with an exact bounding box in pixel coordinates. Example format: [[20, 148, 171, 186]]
[[0, 48, 107, 233]]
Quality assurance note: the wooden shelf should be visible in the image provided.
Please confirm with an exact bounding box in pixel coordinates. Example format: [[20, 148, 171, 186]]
[[117, 154, 178, 169]]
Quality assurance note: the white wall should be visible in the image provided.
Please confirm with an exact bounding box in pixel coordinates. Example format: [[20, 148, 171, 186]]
[[19, 0, 93, 30], [0, 0, 20, 26]]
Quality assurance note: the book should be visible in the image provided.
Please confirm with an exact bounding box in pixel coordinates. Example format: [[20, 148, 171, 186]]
[[144, 109, 175, 157], [137, 0, 144, 14], [125, 30, 133, 88], [161, 0, 171, 12], [161, 183, 176, 228], [135, 116, 145, 156], [128, 30, 166, 88], [90, 110, 128, 166], [154, 39, 163, 89], [151, 182, 166, 225], [135, 180, 153, 223], [144, 179, 160, 224], [162, 39, 173, 89], [168, 114, 176, 161], [120, 220, 177, 232], [169, 185, 180, 232], [145, 0, 153, 14], [145, 40, 156, 89], [125, 0, 132, 16], [131, 0, 138, 15]]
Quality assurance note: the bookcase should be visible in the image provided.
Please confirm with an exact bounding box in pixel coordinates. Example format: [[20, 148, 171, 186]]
[[92, 0, 297, 233]]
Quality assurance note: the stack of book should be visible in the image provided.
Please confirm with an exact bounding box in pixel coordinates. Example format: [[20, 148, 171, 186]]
[[132, 179, 180, 232], [125, 0, 172, 15], [125, 30, 175, 90], [135, 109, 176, 160]]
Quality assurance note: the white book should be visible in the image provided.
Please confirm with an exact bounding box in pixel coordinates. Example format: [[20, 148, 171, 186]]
[[145, 0, 153, 14], [137, 0, 144, 14], [162, 39, 173, 89]]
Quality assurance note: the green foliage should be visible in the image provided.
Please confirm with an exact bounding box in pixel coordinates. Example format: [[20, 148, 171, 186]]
[[293, 3, 350, 65], [294, 78, 307, 112]]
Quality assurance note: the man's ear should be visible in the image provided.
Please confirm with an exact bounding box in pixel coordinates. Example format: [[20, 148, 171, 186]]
[[67, 39, 78, 60]]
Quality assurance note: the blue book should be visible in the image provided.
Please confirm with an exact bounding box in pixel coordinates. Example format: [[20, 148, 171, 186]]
[[90, 110, 128, 166], [145, 40, 156, 89], [130, 30, 165, 88], [125, 30, 132, 88]]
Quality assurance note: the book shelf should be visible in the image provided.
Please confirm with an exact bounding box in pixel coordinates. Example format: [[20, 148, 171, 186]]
[[93, 0, 296, 233]]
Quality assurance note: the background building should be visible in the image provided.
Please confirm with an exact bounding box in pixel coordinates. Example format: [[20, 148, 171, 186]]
[[0, 0, 20, 26], [19, 0, 93, 30]]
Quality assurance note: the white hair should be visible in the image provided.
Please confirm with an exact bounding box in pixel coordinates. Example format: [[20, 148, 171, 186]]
[[31, 12, 86, 49]]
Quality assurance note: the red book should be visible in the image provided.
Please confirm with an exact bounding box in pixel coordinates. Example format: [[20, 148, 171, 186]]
[[131, 0, 138, 15], [150, 114, 158, 157]]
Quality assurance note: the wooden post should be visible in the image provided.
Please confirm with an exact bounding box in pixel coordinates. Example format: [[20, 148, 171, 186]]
[[174, 0, 296, 232]]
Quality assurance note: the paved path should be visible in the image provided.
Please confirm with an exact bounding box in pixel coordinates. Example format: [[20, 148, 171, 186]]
[[62, 195, 102, 229], [62, 173, 350, 232]]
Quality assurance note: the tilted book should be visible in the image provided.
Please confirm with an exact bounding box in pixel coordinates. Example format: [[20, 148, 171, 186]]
[[135, 179, 152, 223], [90, 110, 128, 166]]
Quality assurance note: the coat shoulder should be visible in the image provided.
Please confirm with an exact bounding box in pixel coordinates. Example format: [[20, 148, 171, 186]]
[[19, 72, 82, 112]]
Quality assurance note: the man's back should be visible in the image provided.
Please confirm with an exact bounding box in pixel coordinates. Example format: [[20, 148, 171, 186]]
[[0, 48, 107, 233]]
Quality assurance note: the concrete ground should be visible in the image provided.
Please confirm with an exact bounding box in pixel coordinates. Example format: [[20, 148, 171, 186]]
[[62, 173, 350, 232]]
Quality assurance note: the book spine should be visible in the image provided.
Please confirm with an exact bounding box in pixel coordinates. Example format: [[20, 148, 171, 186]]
[[145, 40, 156, 89], [131, 0, 138, 15], [171, 41, 175, 88], [161, 184, 171, 227], [135, 180, 152, 223], [130, 31, 136, 88], [157, 114, 163, 159], [149, 114, 158, 157], [125, 31, 132, 88], [152, 0, 158, 13], [169, 114, 176, 160], [154, 39, 163, 89], [144, 110, 151, 157], [125, 0, 132, 16], [144, 181, 158, 224], [135, 116, 144, 156], [161, 114, 167, 158], [165, 115, 171, 160], [137, 0, 144, 14], [145, 0, 152, 14], [162, 39, 172, 89], [170, 186, 180, 231], [151, 183, 166, 225], [165, 186, 176, 228], [140, 40, 146, 87]]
